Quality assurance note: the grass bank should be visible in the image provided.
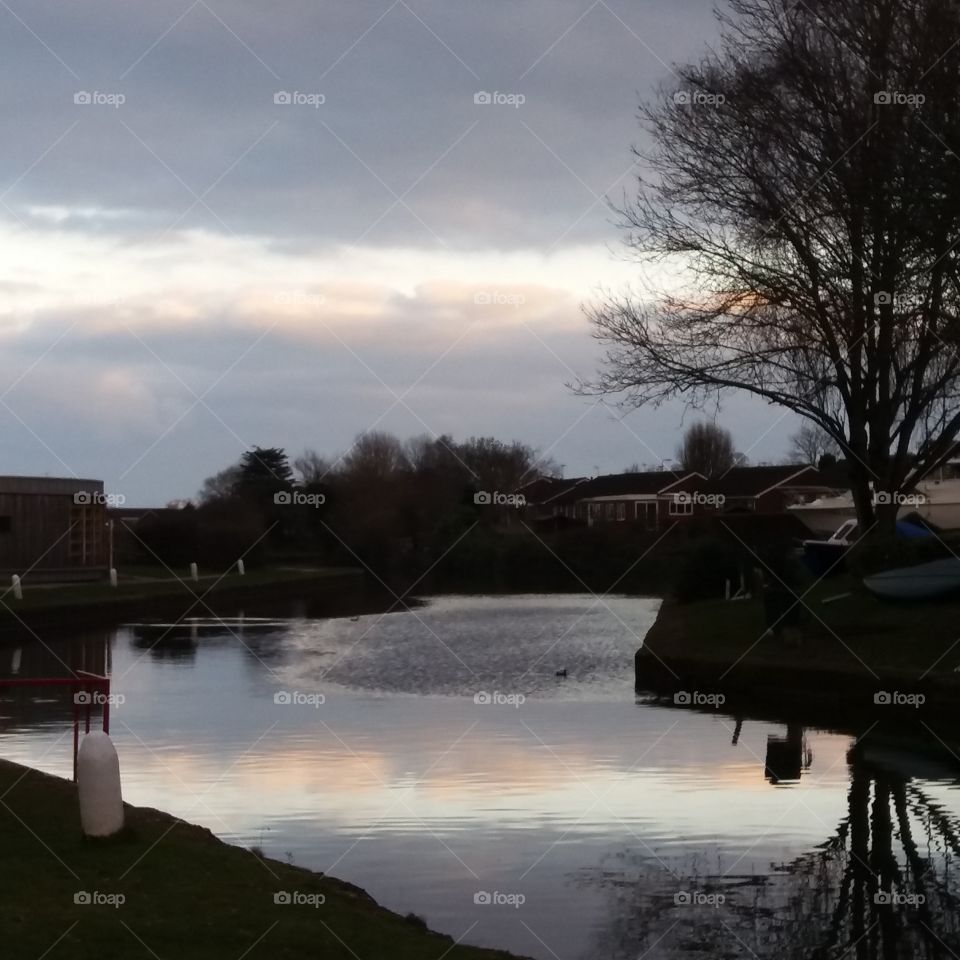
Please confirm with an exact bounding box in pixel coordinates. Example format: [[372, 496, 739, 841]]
[[637, 573, 960, 723], [0, 565, 364, 635], [0, 758, 523, 960]]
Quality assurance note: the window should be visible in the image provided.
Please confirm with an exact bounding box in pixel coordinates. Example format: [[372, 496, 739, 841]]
[[669, 500, 694, 517], [616, 502, 625, 521], [605, 503, 615, 520], [635, 502, 658, 530]]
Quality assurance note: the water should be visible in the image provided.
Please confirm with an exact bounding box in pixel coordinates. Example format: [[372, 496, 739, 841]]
[[1, 593, 959, 958]]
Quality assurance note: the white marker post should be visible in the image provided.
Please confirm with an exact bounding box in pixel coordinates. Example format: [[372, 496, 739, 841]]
[[77, 732, 124, 838], [237, 558, 245, 576], [109, 568, 118, 588], [190, 562, 198, 582], [11, 575, 22, 600]]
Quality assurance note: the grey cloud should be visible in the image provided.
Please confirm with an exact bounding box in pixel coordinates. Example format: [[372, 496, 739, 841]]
[[0, 0, 718, 249]]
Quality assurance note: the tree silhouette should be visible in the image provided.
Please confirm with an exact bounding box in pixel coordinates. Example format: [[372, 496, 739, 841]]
[[586, 0, 960, 537]]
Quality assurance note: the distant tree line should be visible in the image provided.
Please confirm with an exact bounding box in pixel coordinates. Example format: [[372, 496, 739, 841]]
[[138, 432, 561, 582]]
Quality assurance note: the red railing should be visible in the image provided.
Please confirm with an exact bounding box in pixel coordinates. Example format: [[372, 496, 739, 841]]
[[0, 671, 111, 781]]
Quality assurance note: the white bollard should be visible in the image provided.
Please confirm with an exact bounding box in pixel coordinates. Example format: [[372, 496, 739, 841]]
[[109, 568, 118, 588], [237, 558, 245, 576], [77, 732, 124, 838], [10, 575, 22, 600], [190, 562, 198, 582]]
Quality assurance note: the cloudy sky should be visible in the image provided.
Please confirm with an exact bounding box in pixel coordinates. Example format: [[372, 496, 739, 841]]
[[0, 0, 798, 504]]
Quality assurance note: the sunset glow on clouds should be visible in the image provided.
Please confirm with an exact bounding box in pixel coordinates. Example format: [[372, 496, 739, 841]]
[[0, 0, 793, 502]]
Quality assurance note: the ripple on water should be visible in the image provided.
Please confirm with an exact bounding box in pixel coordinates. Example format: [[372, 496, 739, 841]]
[[276, 594, 661, 700]]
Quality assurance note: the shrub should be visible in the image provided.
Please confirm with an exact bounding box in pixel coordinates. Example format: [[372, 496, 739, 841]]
[[673, 537, 744, 603]]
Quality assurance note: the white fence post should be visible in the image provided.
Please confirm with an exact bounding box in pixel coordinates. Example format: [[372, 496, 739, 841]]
[[11, 575, 22, 600], [190, 562, 198, 582]]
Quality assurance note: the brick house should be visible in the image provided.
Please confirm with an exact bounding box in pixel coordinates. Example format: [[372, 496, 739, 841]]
[[522, 465, 833, 531], [701, 465, 833, 514], [526, 471, 705, 531]]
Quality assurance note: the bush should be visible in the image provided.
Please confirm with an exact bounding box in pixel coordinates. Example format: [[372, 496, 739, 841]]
[[673, 537, 744, 603]]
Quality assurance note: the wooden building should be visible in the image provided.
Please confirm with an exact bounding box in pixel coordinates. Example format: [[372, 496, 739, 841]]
[[0, 476, 108, 581]]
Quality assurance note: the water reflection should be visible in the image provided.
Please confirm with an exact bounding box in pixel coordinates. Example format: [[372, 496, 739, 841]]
[[0, 595, 957, 960], [590, 737, 960, 959], [763, 724, 812, 784], [0, 628, 111, 729]]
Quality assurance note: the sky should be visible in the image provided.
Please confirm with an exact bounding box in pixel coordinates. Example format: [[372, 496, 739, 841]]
[[0, 0, 801, 504]]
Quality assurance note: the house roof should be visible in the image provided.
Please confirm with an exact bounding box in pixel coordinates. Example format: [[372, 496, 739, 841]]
[[546, 471, 699, 505], [703, 464, 827, 498], [0, 476, 102, 496], [516, 475, 581, 504]]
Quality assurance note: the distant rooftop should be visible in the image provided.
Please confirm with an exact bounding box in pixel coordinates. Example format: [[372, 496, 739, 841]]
[[0, 476, 102, 495]]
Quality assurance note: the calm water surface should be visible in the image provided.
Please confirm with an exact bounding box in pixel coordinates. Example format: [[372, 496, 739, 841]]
[[1, 593, 958, 958]]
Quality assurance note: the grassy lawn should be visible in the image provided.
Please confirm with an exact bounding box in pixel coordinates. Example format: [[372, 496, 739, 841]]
[[0, 759, 524, 960], [0, 566, 361, 614], [643, 573, 960, 686]]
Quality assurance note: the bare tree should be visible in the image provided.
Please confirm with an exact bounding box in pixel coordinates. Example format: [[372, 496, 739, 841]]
[[788, 423, 841, 466], [340, 431, 410, 481], [584, 0, 960, 536], [294, 449, 336, 485], [676, 421, 735, 477]]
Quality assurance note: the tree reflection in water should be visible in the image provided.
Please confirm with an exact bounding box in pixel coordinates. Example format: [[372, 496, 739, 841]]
[[586, 729, 960, 959]]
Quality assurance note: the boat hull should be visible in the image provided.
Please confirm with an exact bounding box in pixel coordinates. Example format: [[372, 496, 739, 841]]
[[863, 557, 960, 600]]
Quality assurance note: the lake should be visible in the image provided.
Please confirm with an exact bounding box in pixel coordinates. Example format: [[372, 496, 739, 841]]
[[1, 592, 959, 958]]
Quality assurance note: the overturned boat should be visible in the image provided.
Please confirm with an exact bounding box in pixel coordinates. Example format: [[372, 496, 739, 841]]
[[863, 556, 960, 600]]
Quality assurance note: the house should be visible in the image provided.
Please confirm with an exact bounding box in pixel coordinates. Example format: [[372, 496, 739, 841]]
[[0, 476, 109, 581], [522, 465, 834, 531], [701, 464, 834, 514], [528, 470, 706, 530]]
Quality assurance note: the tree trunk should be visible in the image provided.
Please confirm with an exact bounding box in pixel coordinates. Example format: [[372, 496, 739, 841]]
[[849, 469, 875, 533]]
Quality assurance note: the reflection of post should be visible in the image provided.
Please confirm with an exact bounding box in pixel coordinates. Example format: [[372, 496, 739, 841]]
[[764, 724, 805, 783], [731, 717, 743, 746]]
